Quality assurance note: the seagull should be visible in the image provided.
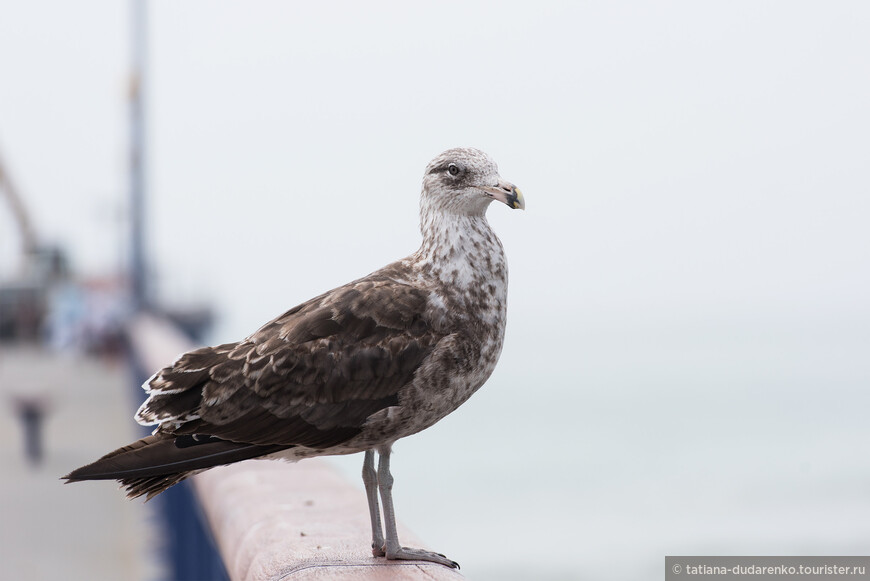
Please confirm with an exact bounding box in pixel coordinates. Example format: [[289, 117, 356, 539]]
[[64, 147, 524, 568]]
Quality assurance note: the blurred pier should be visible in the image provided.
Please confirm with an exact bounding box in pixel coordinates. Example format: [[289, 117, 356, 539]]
[[0, 345, 163, 580], [1, 116, 165, 578], [1, 99, 218, 577]]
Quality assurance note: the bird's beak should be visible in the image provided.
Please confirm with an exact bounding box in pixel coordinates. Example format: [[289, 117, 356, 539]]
[[481, 180, 525, 210]]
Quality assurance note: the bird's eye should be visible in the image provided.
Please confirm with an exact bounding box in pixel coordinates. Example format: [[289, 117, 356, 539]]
[[447, 163, 461, 176]]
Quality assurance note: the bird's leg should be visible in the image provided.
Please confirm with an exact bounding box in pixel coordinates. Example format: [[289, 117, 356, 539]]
[[376, 446, 459, 568], [362, 449, 385, 557]]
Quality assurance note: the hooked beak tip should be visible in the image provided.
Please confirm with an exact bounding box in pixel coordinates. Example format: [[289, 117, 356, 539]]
[[509, 187, 525, 210], [482, 182, 526, 210]]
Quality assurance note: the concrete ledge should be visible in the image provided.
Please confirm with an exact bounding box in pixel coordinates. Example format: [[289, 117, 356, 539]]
[[194, 459, 464, 581]]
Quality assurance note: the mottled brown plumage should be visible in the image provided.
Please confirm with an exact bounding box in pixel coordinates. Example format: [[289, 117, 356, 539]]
[[140, 275, 437, 448], [64, 147, 524, 567]]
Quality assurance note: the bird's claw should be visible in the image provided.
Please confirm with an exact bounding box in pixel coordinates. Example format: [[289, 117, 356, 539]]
[[384, 545, 460, 569]]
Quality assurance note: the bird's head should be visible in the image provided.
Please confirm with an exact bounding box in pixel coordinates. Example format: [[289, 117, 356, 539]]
[[421, 148, 525, 217]]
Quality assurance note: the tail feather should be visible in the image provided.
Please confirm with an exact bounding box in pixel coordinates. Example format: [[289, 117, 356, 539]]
[[120, 472, 193, 501], [63, 435, 290, 499]]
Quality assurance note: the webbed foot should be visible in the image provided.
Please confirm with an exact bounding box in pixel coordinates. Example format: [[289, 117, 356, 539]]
[[385, 545, 459, 569]]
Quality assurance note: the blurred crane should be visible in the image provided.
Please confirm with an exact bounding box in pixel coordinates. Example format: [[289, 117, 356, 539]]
[[0, 149, 70, 341], [0, 150, 38, 259]]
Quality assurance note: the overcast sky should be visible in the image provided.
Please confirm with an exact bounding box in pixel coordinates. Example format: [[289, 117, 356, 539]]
[[2, 2, 868, 348], [2, 2, 868, 344]]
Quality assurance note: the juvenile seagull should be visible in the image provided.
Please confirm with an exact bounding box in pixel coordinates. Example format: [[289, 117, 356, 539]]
[[64, 147, 524, 568]]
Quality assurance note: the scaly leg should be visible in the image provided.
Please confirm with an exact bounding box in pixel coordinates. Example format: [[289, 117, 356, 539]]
[[362, 450, 385, 556], [376, 446, 459, 568]]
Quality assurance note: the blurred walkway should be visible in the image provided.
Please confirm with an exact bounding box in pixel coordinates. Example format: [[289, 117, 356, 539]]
[[0, 346, 162, 581]]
